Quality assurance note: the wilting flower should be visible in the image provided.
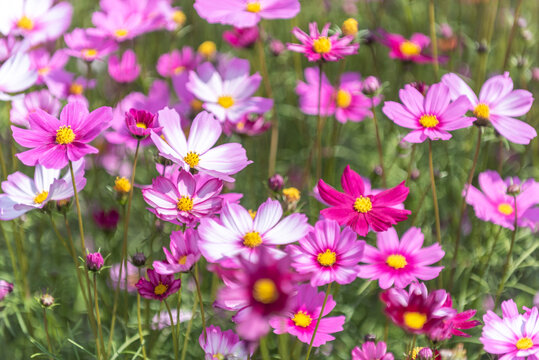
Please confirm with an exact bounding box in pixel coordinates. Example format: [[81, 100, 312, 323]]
[[0, 160, 85, 220], [465, 170, 539, 231], [156, 47, 200, 78], [379, 32, 436, 63], [198, 198, 309, 262], [288, 22, 359, 62], [0, 280, 14, 301], [270, 284, 345, 346], [288, 219, 365, 286], [223, 26, 259, 48], [352, 340, 394, 360], [136, 269, 181, 301], [86, 252, 104, 272], [151, 108, 252, 182], [193, 0, 300, 28], [125, 108, 160, 139], [110, 261, 142, 292], [153, 229, 201, 274], [10, 90, 61, 128], [199, 325, 250, 360], [64, 28, 117, 61], [108, 50, 140, 83], [187, 59, 273, 123], [358, 227, 444, 289], [317, 165, 411, 236], [0, 53, 37, 100], [481, 299, 539, 360], [382, 83, 473, 143], [442, 72, 535, 144]]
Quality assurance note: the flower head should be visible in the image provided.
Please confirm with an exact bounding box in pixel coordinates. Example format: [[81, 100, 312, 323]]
[[153, 229, 201, 274], [135, 269, 181, 301], [10, 90, 61, 128], [0, 280, 14, 301], [86, 252, 104, 272], [64, 28, 118, 61], [92, 208, 120, 231], [199, 325, 250, 360], [125, 108, 160, 139], [156, 47, 201, 78], [108, 50, 140, 83], [109, 261, 142, 292], [352, 341, 394, 360], [223, 26, 259, 48], [428, 294, 480, 341], [379, 32, 437, 64]]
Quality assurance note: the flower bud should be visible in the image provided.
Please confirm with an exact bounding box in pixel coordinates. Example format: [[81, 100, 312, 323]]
[[418, 347, 434, 360], [342, 18, 358, 36], [86, 252, 104, 272], [114, 177, 131, 194], [40, 293, 55, 308], [0, 280, 14, 301], [198, 41, 217, 60], [507, 184, 520, 195], [268, 174, 284, 192], [362, 76, 380, 96], [282, 187, 300, 204], [132, 252, 147, 267], [269, 39, 285, 56], [363, 334, 376, 342]]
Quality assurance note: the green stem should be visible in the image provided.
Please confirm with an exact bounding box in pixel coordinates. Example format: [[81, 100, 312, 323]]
[[305, 282, 332, 360], [371, 98, 386, 187], [501, 0, 523, 71], [180, 295, 199, 360], [193, 263, 207, 338], [478, 225, 504, 279], [165, 299, 179, 360], [136, 293, 148, 360], [94, 274, 106, 360], [428, 0, 439, 78], [260, 336, 271, 360], [315, 62, 325, 181], [43, 308, 53, 360], [428, 140, 442, 246], [175, 274, 182, 351], [0, 222, 21, 296]]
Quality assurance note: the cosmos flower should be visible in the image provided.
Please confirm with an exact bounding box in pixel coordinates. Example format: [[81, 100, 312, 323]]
[[109, 261, 143, 292], [136, 269, 181, 301], [151, 108, 252, 182], [153, 229, 201, 274], [12, 101, 112, 169], [187, 59, 273, 123], [108, 49, 140, 83], [288, 219, 365, 286], [0, 280, 14, 301], [125, 108, 160, 140], [429, 294, 480, 341], [91, 0, 149, 42], [223, 26, 259, 48], [199, 325, 250, 360], [358, 227, 445, 289], [46, 71, 96, 106], [29, 48, 68, 86], [151, 308, 192, 330], [382, 83, 473, 143], [0, 159, 86, 220], [296, 67, 336, 117], [465, 170, 539, 231], [317, 165, 411, 236], [379, 32, 436, 63], [442, 72, 535, 144], [0, 52, 37, 100], [352, 341, 394, 360], [156, 47, 201, 78], [156, 3, 187, 31], [198, 198, 309, 262], [222, 114, 271, 136], [10, 90, 61, 128], [64, 28, 118, 61], [269, 284, 345, 347], [193, 0, 300, 28], [288, 22, 359, 62]]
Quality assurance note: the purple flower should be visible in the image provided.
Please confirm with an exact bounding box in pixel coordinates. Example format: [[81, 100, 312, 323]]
[[135, 269, 181, 301], [108, 50, 140, 83], [86, 252, 104, 272], [29, 49, 68, 86], [153, 229, 201, 274], [125, 108, 160, 140], [0, 280, 14, 301]]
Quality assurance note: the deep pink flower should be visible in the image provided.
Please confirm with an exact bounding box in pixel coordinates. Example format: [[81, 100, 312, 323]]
[[223, 26, 259, 48], [0, 280, 14, 301], [379, 32, 437, 64], [10, 90, 61, 128], [86, 252, 104, 272], [288, 22, 359, 62], [382, 83, 473, 143], [429, 295, 480, 341], [136, 269, 181, 301], [442, 72, 535, 144], [153, 229, 201, 275], [92, 208, 120, 231], [64, 28, 118, 61], [270, 284, 345, 347], [358, 227, 444, 289], [199, 325, 249, 360], [125, 108, 160, 140], [288, 219, 365, 286], [317, 165, 411, 236], [108, 50, 140, 83], [156, 47, 201, 78], [352, 341, 394, 360], [12, 101, 112, 169]]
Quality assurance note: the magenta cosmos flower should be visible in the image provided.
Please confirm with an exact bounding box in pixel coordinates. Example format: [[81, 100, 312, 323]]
[[153, 229, 201, 275], [151, 108, 252, 182], [64, 28, 118, 61], [317, 165, 411, 236], [288, 22, 359, 62], [465, 170, 539, 231], [136, 268, 181, 301], [382, 83, 473, 143], [142, 169, 223, 226], [428, 294, 480, 341], [223, 26, 259, 48], [10, 90, 61, 128], [442, 72, 535, 144], [481, 300, 539, 360], [288, 219, 365, 286], [199, 325, 250, 360], [379, 32, 436, 63], [108, 49, 140, 83], [12, 101, 112, 169], [352, 341, 394, 360], [187, 59, 273, 123], [194, 0, 300, 28], [125, 108, 161, 140], [358, 227, 444, 289], [198, 198, 309, 263], [270, 284, 345, 347]]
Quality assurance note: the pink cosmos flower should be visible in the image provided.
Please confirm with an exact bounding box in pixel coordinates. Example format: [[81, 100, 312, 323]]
[[153, 229, 201, 275], [288, 219, 365, 286], [156, 47, 201, 78], [136, 268, 181, 301], [296, 67, 335, 117], [10, 90, 61, 128], [198, 198, 309, 263], [0, 280, 14, 301], [187, 59, 273, 123], [442, 72, 535, 144], [199, 325, 250, 360], [91, 1, 149, 42], [29, 49, 68, 86], [0, 52, 37, 100], [109, 261, 142, 292], [151, 108, 252, 182], [142, 169, 223, 226], [379, 32, 436, 63], [288, 22, 359, 62], [358, 227, 444, 289], [155, 3, 187, 32], [382, 83, 473, 143], [152, 308, 192, 330], [0, 160, 86, 220], [125, 108, 161, 140], [64, 28, 118, 61], [223, 26, 259, 48], [222, 114, 271, 136], [352, 341, 394, 360], [481, 300, 539, 360], [465, 170, 539, 231], [0, 36, 28, 62], [193, 0, 300, 28], [317, 165, 411, 236], [108, 50, 140, 83], [46, 72, 96, 106], [429, 295, 480, 341], [12, 101, 112, 169], [270, 284, 345, 347]]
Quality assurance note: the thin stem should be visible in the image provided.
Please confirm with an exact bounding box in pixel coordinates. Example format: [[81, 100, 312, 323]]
[[193, 263, 207, 338], [136, 293, 148, 360], [175, 274, 182, 350], [428, 140, 442, 246], [93, 274, 106, 360], [305, 282, 332, 360], [371, 98, 386, 187], [68, 161, 86, 251], [42, 308, 53, 360], [428, 0, 439, 78], [260, 336, 271, 360], [165, 299, 179, 360], [180, 295, 199, 360], [502, 0, 523, 71], [478, 225, 504, 279], [0, 222, 21, 296], [315, 62, 325, 181], [0, 139, 7, 180]]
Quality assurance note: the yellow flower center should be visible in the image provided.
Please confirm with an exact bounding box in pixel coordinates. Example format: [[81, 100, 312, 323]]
[[317, 249, 337, 267], [292, 310, 313, 328], [183, 152, 200, 168], [69, 83, 84, 95], [313, 37, 332, 54], [173, 66, 185, 75], [177, 196, 194, 212], [474, 103, 490, 120], [115, 29, 129, 38], [55, 126, 76, 144], [154, 282, 168, 295], [243, 231, 262, 248], [342, 18, 359, 36], [38, 67, 51, 76], [253, 278, 278, 304], [218, 96, 235, 109], [34, 191, 49, 204], [410, 347, 425, 360], [178, 255, 187, 265], [386, 254, 407, 269], [400, 41, 421, 57], [212, 354, 224, 360], [172, 10, 186, 25], [354, 196, 372, 213], [419, 114, 439, 128], [282, 187, 301, 203], [136, 122, 147, 129], [198, 41, 217, 59], [248, 209, 257, 220], [81, 48, 98, 58], [17, 16, 34, 30], [403, 311, 427, 330], [336, 89, 352, 108], [114, 177, 131, 193], [516, 337, 533, 350], [191, 99, 203, 111], [498, 203, 514, 215], [246, 1, 261, 12]]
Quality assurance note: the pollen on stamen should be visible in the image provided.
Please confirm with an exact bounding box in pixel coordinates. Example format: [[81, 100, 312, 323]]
[[183, 152, 200, 168], [218, 96, 235, 109], [243, 231, 262, 248], [498, 203, 513, 215], [246, 1, 261, 13], [400, 41, 421, 57], [419, 114, 439, 128], [354, 196, 372, 213], [34, 191, 49, 204], [56, 126, 76, 145], [386, 254, 407, 269], [154, 282, 168, 295], [313, 37, 332, 54], [336, 89, 352, 108], [115, 29, 129, 38], [474, 103, 490, 120], [292, 310, 313, 328], [317, 249, 337, 267], [177, 196, 194, 212], [252, 278, 278, 304], [17, 16, 34, 30]]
